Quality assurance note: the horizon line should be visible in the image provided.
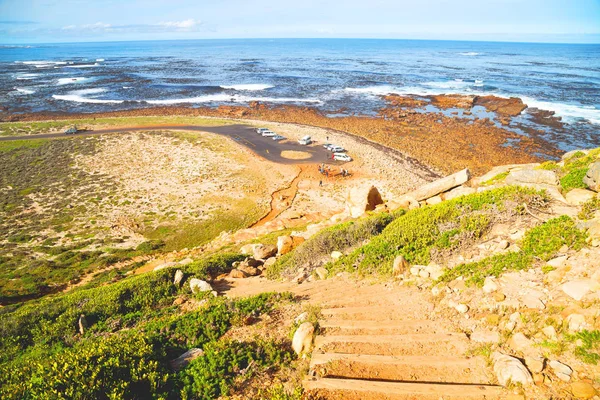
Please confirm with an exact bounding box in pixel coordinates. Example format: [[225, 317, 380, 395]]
[[2, 36, 600, 46]]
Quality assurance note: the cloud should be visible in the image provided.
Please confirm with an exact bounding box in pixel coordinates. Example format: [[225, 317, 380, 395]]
[[58, 19, 201, 34], [157, 19, 199, 30], [0, 20, 39, 25], [62, 22, 112, 31]]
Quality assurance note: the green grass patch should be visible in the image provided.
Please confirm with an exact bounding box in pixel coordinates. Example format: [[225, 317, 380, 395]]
[[568, 330, 600, 364], [560, 168, 588, 192], [328, 186, 548, 277], [0, 139, 48, 152], [267, 212, 396, 279], [579, 196, 600, 220], [481, 171, 509, 186]]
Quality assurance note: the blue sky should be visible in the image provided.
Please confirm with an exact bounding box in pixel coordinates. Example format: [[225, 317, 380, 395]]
[[1, 0, 599, 44]]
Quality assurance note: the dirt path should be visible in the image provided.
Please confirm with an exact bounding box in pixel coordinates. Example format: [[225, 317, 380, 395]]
[[215, 276, 505, 400]]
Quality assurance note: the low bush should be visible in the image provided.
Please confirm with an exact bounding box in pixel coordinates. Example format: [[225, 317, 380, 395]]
[[579, 196, 600, 220], [267, 212, 397, 279]]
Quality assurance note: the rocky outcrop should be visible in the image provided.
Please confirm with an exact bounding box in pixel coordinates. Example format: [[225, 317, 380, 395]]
[[173, 269, 184, 286], [253, 244, 277, 260], [402, 168, 470, 202], [492, 352, 533, 386], [170, 348, 204, 371], [505, 169, 558, 186], [345, 185, 384, 218], [189, 278, 213, 294], [566, 188, 597, 205], [292, 322, 315, 355], [584, 162, 600, 192], [474, 96, 527, 116]]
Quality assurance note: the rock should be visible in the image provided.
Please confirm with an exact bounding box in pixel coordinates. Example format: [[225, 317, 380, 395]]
[[277, 236, 294, 255], [173, 269, 184, 286], [345, 185, 384, 218], [172, 297, 185, 306], [425, 195, 443, 205], [392, 255, 409, 276], [562, 149, 589, 161], [571, 381, 597, 399], [505, 169, 559, 186], [442, 185, 477, 201], [492, 352, 533, 386], [189, 278, 213, 294], [483, 277, 498, 293], [240, 243, 260, 255], [243, 257, 263, 268], [497, 240, 510, 250], [520, 293, 545, 310], [405, 168, 471, 202], [542, 325, 558, 340], [295, 312, 309, 324], [566, 314, 588, 332], [508, 333, 533, 354], [547, 255, 568, 268], [78, 314, 87, 335], [471, 328, 500, 343], [178, 257, 193, 266], [455, 304, 469, 313], [394, 195, 420, 210], [549, 360, 572, 382], [253, 244, 277, 260], [229, 269, 248, 279], [426, 265, 444, 280], [292, 322, 314, 355], [410, 266, 421, 276], [170, 348, 204, 371], [264, 257, 277, 267], [524, 355, 545, 374], [583, 162, 600, 192], [493, 292, 506, 302], [419, 270, 430, 278], [315, 267, 328, 280], [561, 280, 597, 301], [154, 261, 177, 271], [566, 188, 597, 205], [238, 265, 259, 276], [330, 251, 343, 260]]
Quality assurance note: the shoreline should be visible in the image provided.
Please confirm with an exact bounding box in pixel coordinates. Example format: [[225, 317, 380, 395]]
[[1, 100, 563, 175]]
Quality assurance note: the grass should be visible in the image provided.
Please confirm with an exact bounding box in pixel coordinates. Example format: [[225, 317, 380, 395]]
[[327, 186, 548, 277], [569, 330, 600, 364], [0, 252, 297, 399], [439, 215, 587, 286], [579, 196, 600, 220], [481, 171, 509, 186], [267, 212, 397, 279], [538, 148, 600, 193], [0, 139, 49, 152]]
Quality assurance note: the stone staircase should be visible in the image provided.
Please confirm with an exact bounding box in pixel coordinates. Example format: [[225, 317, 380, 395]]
[[303, 293, 503, 399]]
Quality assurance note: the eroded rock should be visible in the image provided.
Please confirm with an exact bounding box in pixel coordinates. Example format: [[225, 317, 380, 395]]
[[292, 322, 314, 355], [492, 352, 533, 386]]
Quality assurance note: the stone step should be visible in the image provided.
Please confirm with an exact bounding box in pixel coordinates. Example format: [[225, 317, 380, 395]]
[[303, 377, 503, 400], [320, 306, 425, 321], [319, 319, 448, 335], [310, 352, 493, 384], [314, 333, 468, 357]]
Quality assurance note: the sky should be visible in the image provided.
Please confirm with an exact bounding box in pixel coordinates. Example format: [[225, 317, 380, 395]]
[[0, 0, 599, 44]]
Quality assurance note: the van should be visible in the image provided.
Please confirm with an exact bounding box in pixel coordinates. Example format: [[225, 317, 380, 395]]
[[298, 135, 312, 145]]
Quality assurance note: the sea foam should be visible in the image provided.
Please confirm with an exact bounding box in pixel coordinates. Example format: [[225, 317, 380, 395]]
[[57, 77, 89, 85], [220, 84, 274, 91]]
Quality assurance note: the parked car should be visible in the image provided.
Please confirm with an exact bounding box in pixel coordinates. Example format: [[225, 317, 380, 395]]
[[256, 128, 269, 134], [298, 135, 312, 145], [261, 130, 276, 137], [323, 143, 333, 150], [333, 153, 352, 162], [272, 135, 286, 141], [329, 146, 345, 153]]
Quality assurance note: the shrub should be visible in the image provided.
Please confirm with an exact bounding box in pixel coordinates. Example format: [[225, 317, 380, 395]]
[[578, 197, 600, 220], [521, 215, 586, 261], [560, 168, 588, 192], [267, 212, 396, 279]]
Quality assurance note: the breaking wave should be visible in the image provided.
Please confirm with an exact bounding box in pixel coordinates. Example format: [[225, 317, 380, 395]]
[[220, 84, 274, 91]]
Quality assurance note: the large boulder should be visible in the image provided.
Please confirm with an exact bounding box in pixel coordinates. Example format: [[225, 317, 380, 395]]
[[441, 185, 476, 201], [492, 352, 533, 386], [253, 244, 277, 260], [393, 255, 409, 276], [406, 169, 470, 201], [345, 185, 384, 218], [189, 278, 213, 294], [292, 322, 315, 355], [173, 269, 184, 286], [565, 188, 597, 206], [277, 236, 294, 255], [584, 162, 600, 192], [505, 169, 558, 186]]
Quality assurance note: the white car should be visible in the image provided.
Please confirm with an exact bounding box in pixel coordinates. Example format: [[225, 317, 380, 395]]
[[323, 143, 333, 150], [261, 130, 276, 137], [272, 135, 286, 141], [329, 146, 345, 153], [333, 153, 352, 162], [256, 128, 269, 134], [298, 135, 312, 145]]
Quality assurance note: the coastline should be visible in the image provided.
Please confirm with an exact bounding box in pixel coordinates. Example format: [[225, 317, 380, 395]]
[[2, 99, 562, 176]]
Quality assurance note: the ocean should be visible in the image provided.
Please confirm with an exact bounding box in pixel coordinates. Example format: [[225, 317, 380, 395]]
[[1, 38, 599, 150]]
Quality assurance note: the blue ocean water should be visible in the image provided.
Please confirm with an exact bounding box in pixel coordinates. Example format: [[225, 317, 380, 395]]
[[1, 38, 599, 148]]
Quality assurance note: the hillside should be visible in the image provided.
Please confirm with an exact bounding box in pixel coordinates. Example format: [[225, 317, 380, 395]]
[[1, 117, 599, 399]]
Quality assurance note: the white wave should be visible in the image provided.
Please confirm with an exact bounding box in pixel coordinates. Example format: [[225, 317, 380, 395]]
[[17, 60, 67, 68], [96, 59, 105, 62], [220, 84, 274, 91], [16, 73, 40, 80], [64, 63, 100, 68], [123, 86, 132, 89], [57, 77, 89, 85], [344, 86, 400, 96], [520, 96, 600, 125], [52, 88, 123, 104], [459, 52, 481, 56], [147, 94, 320, 105], [14, 88, 35, 95]]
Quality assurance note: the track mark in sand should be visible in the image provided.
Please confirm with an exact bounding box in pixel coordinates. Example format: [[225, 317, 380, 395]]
[[251, 165, 306, 228]]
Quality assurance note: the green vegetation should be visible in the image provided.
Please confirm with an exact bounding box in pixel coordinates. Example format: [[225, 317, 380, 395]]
[[0, 253, 296, 399], [440, 215, 586, 286], [570, 330, 600, 365], [579, 196, 600, 220], [481, 171, 509, 186], [0, 116, 233, 137], [267, 212, 397, 279], [539, 149, 600, 193], [327, 186, 548, 277]]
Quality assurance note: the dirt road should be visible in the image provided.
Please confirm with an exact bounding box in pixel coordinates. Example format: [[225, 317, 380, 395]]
[[0, 124, 348, 166]]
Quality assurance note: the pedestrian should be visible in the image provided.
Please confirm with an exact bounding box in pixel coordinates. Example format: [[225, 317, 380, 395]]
[[319, 180, 322, 187], [326, 136, 329, 142], [325, 170, 329, 178]]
